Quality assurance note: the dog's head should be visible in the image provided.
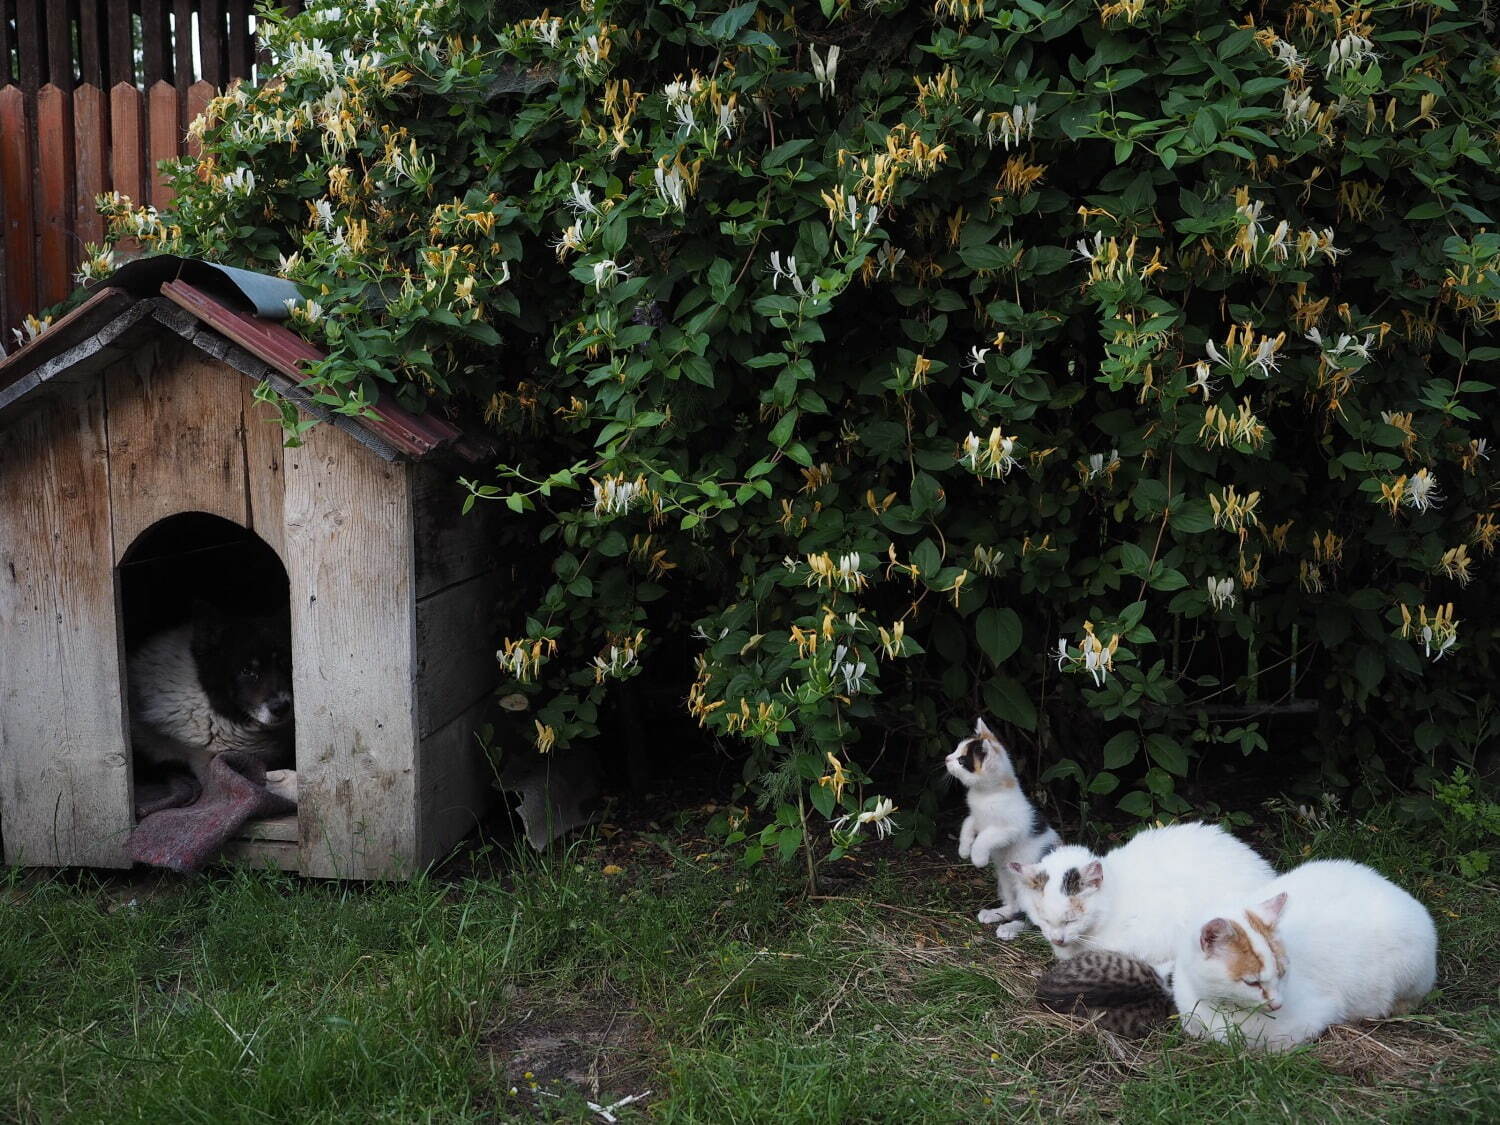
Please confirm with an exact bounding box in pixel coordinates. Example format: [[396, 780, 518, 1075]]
[[192, 602, 294, 730]]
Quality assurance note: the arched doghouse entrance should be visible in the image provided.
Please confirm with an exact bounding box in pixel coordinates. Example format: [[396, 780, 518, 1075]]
[[117, 512, 297, 847]]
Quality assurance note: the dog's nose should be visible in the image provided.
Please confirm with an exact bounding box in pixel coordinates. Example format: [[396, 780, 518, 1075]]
[[269, 697, 292, 719]]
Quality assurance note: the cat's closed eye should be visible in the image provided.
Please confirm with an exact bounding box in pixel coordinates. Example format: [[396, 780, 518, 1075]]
[[1240, 978, 1260, 987]]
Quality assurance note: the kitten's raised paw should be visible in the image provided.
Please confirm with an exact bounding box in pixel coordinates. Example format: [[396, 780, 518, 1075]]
[[994, 919, 1028, 941], [977, 906, 1009, 925]]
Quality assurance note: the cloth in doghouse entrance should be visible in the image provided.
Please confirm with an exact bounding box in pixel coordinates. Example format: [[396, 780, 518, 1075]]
[[127, 751, 296, 874]]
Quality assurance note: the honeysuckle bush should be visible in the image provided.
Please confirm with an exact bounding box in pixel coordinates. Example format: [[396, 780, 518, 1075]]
[[93, 0, 1499, 864]]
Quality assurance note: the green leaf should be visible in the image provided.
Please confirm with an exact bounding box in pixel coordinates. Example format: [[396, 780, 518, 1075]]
[[975, 607, 1023, 666], [1102, 731, 1138, 769], [707, 1, 758, 41], [1117, 790, 1155, 818], [1355, 648, 1385, 693], [1146, 734, 1189, 777], [768, 409, 798, 447], [982, 675, 1037, 731]]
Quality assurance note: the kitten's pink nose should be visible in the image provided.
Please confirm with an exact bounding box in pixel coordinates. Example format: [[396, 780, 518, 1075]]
[[1266, 999, 1282, 1011]]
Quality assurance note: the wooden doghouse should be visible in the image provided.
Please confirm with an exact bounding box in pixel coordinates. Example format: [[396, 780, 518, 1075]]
[[0, 258, 501, 878]]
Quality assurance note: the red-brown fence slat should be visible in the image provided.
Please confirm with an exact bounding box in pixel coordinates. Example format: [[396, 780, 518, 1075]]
[[109, 80, 145, 204], [202, 0, 227, 86], [15, 0, 43, 91], [172, 0, 194, 86], [185, 78, 213, 156], [1, 87, 38, 337], [140, 0, 173, 85], [73, 83, 108, 249], [147, 79, 178, 210], [36, 85, 76, 307]]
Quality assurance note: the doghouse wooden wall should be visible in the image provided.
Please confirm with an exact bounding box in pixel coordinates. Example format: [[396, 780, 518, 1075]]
[[0, 377, 133, 868], [0, 332, 497, 878]]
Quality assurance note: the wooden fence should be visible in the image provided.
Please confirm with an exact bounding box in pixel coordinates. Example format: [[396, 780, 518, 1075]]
[[1, 1, 304, 350]]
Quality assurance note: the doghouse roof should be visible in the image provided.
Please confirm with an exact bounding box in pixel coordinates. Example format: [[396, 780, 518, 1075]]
[[0, 255, 483, 463]]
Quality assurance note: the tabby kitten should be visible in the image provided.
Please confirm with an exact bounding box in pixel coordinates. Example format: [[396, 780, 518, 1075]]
[[1035, 951, 1174, 1038]]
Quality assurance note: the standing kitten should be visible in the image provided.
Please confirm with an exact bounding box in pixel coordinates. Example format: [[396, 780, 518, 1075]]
[[1012, 822, 1274, 963], [1035, 950, 1174, 1037], [1172, 859, 1437, 1051], [947, 717, 1061, 940]]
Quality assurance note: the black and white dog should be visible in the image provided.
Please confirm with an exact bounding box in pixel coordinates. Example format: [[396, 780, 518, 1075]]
[[127, 601, 296, 799]]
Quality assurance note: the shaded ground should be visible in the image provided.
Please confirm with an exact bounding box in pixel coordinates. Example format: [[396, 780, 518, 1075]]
[[0, 802, 1496, 1123]]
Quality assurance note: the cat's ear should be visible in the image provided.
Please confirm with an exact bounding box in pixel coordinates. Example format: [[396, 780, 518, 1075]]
[[1252, 892, 1288, 926], [974, 716, 996, 740], [1012, 862, 1047, 890], [1009, 862, 1028, 875], [1200, 917, 1236, 954], [1080, 860, 1105, 891]]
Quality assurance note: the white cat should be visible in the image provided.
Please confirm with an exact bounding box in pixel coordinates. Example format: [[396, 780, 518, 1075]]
[[1171, 859, 1437, 1051], [1012, 822, 1274, 963], [947, 717, 1062, 940]]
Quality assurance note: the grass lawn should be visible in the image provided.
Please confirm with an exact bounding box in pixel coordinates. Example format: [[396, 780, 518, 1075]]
[[1, 806, 1495, 1123]]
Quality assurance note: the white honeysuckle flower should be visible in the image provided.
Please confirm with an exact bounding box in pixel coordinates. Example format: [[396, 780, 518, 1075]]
[[1055, 637, 1069, 671], [590, 259, 631, 289], [1265, 220, 1290, 261], [1272, 39, 1309, 74], [566, 183, 600, 216], [654, 165, 687, 212], [834, 797, 899, 840], [1471, 438, 1490, 462], [220, 166, 256, 196], [1237, 198, 1265, 241], [1405, 468, 1442, 513], [591, 475, 645, 516], [831, 645, 868, 695], [1204, 340, 1228, 366], [1250, 338, 1282, 376], [1207, 576, 1237, 611], [716, 101, 738, 141], [1074, 232, 1105, 262], [875, 241, 906, 279], [1326, 32, 1379, 75], [810, 44, 841, 97], [962, 432, 983, 470], [1190, 361, 1218, 396], [312, 198, 336, 231], [966, 347, 990, 373]]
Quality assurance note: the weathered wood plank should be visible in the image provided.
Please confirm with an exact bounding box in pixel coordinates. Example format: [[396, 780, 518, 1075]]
[[200, 0, 227, 86], [172, 0, 194, 87], [220, 837, 300, 870], [416, 695, 493, 867], [36, 85, 75, 309], [14, 0, 43, 92], [241, 375, 287, 564], [77, 1, 105, 88], [105, 336, 251, 558], [236, 814, 299, 843], [0, 87, 38, 340], [414, 572, 497, 739], [44, 0, 73, 91], [283, 425, 418, 880], [72, 84, 109, 248], [146, 80, 178, 209], [413, 463, 503, 599], [140, 0, 172, 87], [0, 380, 133, 869], [106, 0, 134, 87]]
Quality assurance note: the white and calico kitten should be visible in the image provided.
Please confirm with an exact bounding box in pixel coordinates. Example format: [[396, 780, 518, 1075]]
[[1171, 859, 1437, 1051], [946, 717, 1061, 940], [1011, 822, 1274, 963]]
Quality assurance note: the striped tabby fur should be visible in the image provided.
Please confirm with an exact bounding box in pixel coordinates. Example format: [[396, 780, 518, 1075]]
[[1035, 951, 1173, 1038]]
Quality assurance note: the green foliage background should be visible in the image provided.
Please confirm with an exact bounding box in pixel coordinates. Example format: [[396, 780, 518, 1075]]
[[96, 0, 1500, 853]]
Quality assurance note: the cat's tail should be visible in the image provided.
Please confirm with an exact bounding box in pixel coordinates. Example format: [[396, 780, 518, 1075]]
[[1034, 951, 1174, 1038]]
